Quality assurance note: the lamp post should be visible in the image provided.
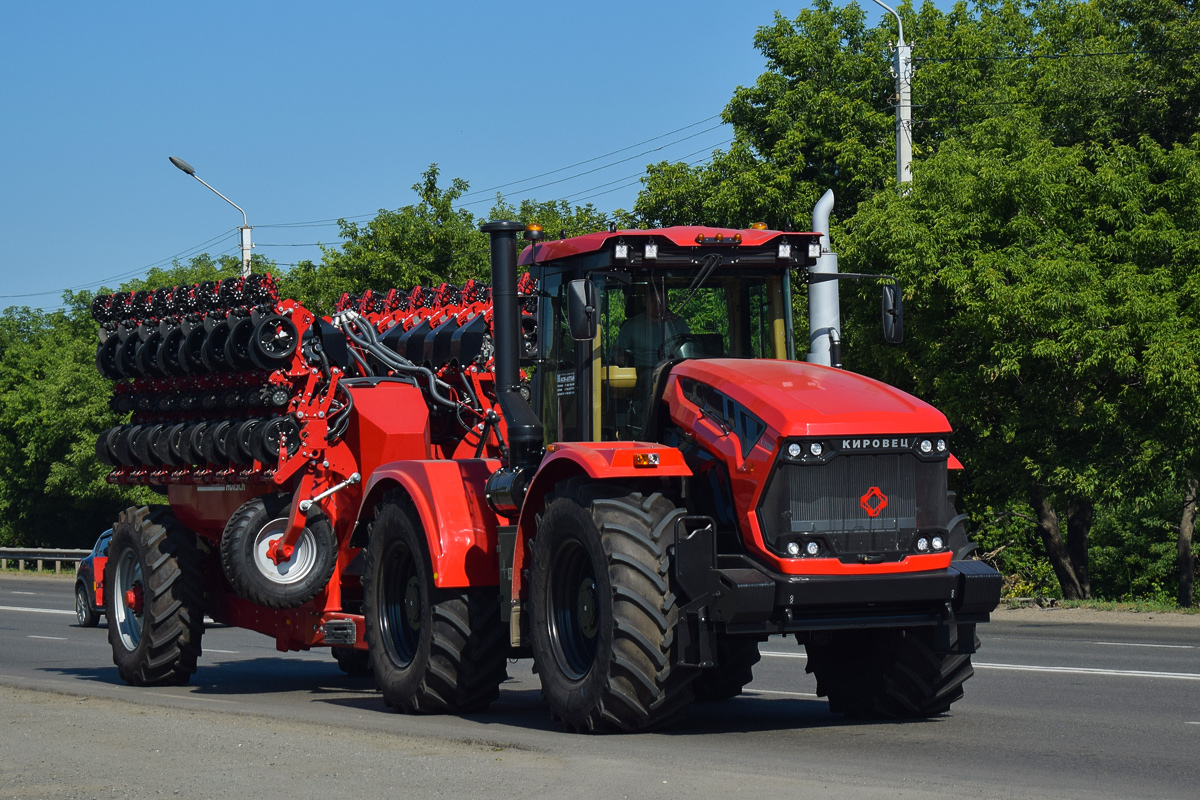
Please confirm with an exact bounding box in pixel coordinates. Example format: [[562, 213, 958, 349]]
[[870, 0, 912, 188], [169, 156, 253, 277]]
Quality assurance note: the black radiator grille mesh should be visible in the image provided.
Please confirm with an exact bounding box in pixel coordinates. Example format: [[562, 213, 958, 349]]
[[758, 454, 946, 557]]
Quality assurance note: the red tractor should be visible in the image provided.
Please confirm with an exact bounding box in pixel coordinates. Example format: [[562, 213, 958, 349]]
[[92, 212, 1000, 732]]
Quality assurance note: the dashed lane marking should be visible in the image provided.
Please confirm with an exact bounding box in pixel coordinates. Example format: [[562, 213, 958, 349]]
[[746, 689, 819, 698], [759, 651, 807, 659], [28, 635, 67, 641], [975, 662, 1200, 681], [0, 605, 73, 616], [1092, 641, 1194, 649]]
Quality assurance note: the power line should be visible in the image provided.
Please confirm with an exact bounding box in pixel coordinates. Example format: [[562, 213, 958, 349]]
[[0, 228, 239, 298], [13, 116, 732, 300], [255, 116, 728, 229]]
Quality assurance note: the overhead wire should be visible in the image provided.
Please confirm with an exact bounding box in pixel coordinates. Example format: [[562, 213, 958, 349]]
[[13, 116, 735, 300]]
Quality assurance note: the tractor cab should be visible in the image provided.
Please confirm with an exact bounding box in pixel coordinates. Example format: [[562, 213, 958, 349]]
[[519, 226, 822, 443]]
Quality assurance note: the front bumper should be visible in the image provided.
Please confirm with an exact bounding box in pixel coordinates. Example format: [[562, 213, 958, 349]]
[[674, 516, 1002, 637]]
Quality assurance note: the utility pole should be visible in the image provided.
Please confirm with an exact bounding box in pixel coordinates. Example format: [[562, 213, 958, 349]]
[[169, 156, 254, 277], [871, 0, 912, 188]]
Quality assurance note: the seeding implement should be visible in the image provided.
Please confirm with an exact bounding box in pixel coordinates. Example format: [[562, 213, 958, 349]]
[[94, 206, 1000, 730]]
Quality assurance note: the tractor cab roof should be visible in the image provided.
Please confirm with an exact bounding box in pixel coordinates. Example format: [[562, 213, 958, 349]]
[[517, 226, 822, 268]]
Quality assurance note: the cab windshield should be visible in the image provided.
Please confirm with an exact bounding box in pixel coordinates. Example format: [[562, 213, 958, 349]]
[[597, 268, 790, 439]]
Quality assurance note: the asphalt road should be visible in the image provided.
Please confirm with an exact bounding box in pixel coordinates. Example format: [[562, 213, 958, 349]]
[[1, 572, 1197, 799]]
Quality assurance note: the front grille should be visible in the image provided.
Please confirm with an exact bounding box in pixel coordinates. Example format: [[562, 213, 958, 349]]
[[758, 453, 947, 560]]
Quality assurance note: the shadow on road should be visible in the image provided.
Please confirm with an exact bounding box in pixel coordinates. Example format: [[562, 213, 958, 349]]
[[41, 659, 942, 736]]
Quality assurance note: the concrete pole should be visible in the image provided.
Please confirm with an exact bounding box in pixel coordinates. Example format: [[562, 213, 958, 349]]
[[870, 1, 912, 188]]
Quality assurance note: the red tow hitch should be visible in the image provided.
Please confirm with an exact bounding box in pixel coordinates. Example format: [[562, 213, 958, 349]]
[[124, 584, 144, 615]]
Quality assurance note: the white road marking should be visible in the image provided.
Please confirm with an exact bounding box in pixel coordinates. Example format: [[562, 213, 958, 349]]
[[11, 591, 36, 596], [204, 649, 240, 654], [0, 605, 74, 616], [1186, 721, 1200, 725], [1091, 641, 1194, 650], [746, 689, 819, 698], [28, 635, 68, 641], [975, 662, 1200, 681], [759, 651, 807, 659]]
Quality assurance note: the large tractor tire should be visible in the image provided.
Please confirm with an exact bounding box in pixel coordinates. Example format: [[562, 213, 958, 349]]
[[693, 638, 762, 701], [220, 494, 337, 609], [804, 625, 978, 718], [362, 492, 507, 713], [529, 479, 696, 733], [105, 506, 205, 686]]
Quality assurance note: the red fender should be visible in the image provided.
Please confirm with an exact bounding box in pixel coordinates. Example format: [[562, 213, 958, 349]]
[[359, 458, 504, 588], [512, 442, 691, 600]]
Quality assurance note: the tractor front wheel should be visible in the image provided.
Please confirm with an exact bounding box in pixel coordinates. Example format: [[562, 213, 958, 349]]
[[804, 625, 978, 718], [530, 480, 696, 733], [693, 638, 762, 701], [105, 506, 205, 686]]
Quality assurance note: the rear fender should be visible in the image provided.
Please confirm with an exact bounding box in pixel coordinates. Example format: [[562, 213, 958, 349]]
[[358, 458, 504, 588], [512, 442, 691, 599]]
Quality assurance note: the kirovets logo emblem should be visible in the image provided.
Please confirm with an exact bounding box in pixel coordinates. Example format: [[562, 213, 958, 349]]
[[859, 486, 888, 518]]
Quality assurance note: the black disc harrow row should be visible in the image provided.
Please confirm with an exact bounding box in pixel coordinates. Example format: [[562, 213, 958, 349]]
[[93, 274, 307, 483]]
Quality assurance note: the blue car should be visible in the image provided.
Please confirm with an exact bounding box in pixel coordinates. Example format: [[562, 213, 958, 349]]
[[74, 528, 112, 627]]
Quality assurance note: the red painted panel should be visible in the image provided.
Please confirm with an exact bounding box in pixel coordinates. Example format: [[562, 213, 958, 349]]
[[519, 226, 820, 265], [360, 458, 505, 588]]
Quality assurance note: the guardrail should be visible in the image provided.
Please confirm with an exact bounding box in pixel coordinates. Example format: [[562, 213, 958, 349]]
[[0, 548, 91, 574]]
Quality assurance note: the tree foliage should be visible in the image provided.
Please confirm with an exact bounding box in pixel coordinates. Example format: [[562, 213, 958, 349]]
[[635, 0, 1200, 602]]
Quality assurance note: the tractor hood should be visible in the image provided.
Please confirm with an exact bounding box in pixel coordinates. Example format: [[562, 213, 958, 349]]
[[667, 359, 951, 438]]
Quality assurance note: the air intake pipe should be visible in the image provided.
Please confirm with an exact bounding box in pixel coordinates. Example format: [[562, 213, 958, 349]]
[[807, 189, 842, 367]]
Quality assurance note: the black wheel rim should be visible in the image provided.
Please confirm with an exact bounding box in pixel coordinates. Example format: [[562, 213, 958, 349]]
[[548, 538, 599, 681], [379, 542, 421, 668]]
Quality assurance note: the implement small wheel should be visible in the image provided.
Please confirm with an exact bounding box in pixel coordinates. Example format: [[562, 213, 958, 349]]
[[362, 492, 506, 713], [220, 494, 337, 609], [530, 479, 696, 733], [105, 506, 204, 686]]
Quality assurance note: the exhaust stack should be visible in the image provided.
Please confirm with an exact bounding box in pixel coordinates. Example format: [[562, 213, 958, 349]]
[[481, 221, 544, 516]]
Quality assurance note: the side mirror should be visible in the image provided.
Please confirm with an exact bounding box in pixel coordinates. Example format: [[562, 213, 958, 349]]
[[566, 279, 597, 341], [881, 283, 904, 344]]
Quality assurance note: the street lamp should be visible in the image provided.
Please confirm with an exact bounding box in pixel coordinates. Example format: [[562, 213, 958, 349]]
[[870, 0, 913, 188], [169, 156, 253, 277]]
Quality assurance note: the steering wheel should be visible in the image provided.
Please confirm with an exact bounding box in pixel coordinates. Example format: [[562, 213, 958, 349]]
[[657, 333, 708, 361]]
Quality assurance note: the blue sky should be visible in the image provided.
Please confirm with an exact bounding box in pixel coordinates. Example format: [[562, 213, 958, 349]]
[[0, 1, 933, 309]]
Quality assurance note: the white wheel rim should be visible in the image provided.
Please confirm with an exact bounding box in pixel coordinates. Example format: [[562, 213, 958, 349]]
[[252, 518, 318, 585]]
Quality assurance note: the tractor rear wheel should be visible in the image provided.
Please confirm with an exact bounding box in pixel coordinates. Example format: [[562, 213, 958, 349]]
[[362, 492, 507, 713], [105, 506, 205, 686], [693, 638, 762, 701], [220, 494, 337, 609], [530, 479, 696, 733], [804, 625, 977, 718]]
